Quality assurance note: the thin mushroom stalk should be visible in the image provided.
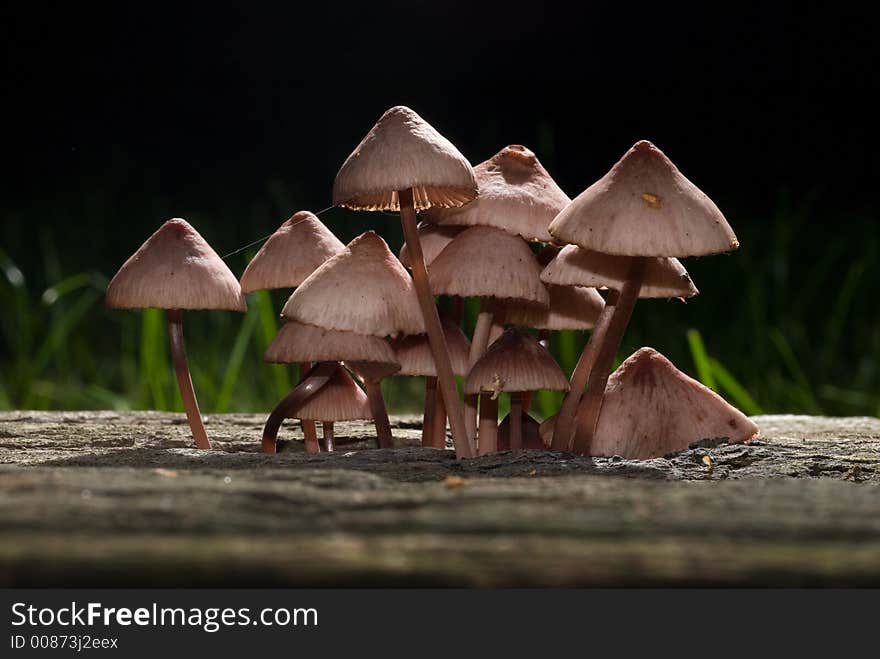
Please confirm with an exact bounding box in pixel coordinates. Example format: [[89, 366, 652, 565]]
[[399, 187, 473, 458], [365, 379, 394, 448], [298, 361, 319, 453], [261, 361, 337, 453], [322, 421, 335, 452], [509, 392, 524, 452], [421, 376, 437, 447], [573, 258, 646, 455], [551, 290, 620, 452], [477, 393, 498, 455], [464, 300, 495, 443], [167, 309, 211, 450], [430, 387, 447, 449]]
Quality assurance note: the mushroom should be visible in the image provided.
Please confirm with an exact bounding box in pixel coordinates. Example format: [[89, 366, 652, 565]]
[[240, 210, 345, 448], [106, 218, 246, 449], [333, 106, 478, 459], [399, 221, 463, 269], [429, 226, 549, 441], [262, 320, 400, 453], [547, 140, 736, 454], [281, 231, 422, 448], [390, 316, 471, 448], [464, 328, 568, 454], [541, 347, 759, 459]]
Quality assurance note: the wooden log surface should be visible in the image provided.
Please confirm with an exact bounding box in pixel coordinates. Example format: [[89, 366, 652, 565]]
[[0, 411, 878, 586]]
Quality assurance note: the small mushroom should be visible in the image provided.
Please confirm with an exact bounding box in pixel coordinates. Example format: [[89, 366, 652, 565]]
[[293, 364, 373, 453]]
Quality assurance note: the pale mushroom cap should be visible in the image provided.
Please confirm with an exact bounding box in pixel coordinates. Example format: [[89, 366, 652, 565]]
[[424, 144, 570, 243], [294, 364, 372, 422], [264, 320, 399, 368], [106, 218, 246, 312], [548, 140, 739, 257], [540, 244, 698, 299], [428, 226, 549, 305], [390, 316, 471, 377], [591, 347, 759, 459], [282, 231, 425, 337], [399, 221, 463, 268], [503, 284, 604, 331], [240, 211, 345, 293], [464, 328, 569, 394], [332, 106, 478, 212]]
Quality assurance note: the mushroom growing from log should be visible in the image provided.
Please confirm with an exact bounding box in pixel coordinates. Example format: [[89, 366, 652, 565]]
[[106, 218, 246, 450]]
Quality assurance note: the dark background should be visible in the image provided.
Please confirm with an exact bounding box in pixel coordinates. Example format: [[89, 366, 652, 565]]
[[2, 1, 878, 416]]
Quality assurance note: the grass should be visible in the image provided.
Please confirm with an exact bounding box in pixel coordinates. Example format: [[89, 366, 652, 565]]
[[1, 196, 877, 420]]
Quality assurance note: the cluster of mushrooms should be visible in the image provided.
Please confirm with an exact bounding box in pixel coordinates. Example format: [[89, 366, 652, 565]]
[[106, 106, 759, 460]]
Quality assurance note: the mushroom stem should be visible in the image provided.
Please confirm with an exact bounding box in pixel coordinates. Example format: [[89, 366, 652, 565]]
[[550, 290, 621, 452], [477, 393, 498, 455], [538, 329, 551, 350], [572, 257, 646, 455], [450, 296, 464, 325], [422, 376, 437, 447], [303, 420, 320, 454], [399, 188, 473, 458], [261, 361, 336, 453], [431, 385, 447, 449], [465, 301, 495, 443], [298, 362, 319, 454], [365, 379, 394, 448], [322, 421, 335, 453], [509, 393, 524, 452], [167, 309, 211, 450]]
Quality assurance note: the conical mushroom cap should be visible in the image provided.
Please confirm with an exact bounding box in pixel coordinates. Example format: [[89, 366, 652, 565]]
[[333, 106, 478, 212], [464, 328, 569, 394], [106, 218, 246, 311], [503, 284, 604, 331], [549, 140, 739, 257], [399, 222, 463, 268], [591, 347, 759, 459], [282, 232, 424, 337], [390, 316, 471, 377], [265, 320, 399, 369], [428, 226, 549, 305], [240, 211, 344, 293], [540, 245, 698, 299], [294, 364, 372, 422], [424, 144, 570, 243]]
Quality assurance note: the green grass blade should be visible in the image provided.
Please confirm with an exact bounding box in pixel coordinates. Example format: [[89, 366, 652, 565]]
[[687, 329, 717, 391], [214, 308, 258, 413], [708, 357, 764, 415], [139, 309, 169, 410]]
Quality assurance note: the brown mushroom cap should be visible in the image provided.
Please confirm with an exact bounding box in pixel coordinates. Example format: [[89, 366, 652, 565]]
[[332, 106, 478, 212], [591, 347, 759, 459], [390, 316, 471, 377], [106, 218, 246, 311], [540, 244, 698, 299], [549, 140, 739, 257], [428, 226, 549, 305], [240, 211, 344, 293], [294, 364, 372, 422], [281, 231, 424, 338], [424, 144, 570, 243], [264, 320, 399, 371], [464, 328, 569, 395], [503, 284, 604, 331], [399, 221, 463, 268]]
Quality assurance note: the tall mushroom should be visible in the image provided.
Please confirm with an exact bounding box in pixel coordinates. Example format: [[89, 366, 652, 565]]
[[428, 226, 549, 440], [281, 231, 423, 449], [333, 106, 478, 459], [106, 218, 246, 449], [464, 328, 568, 454], [547, 140, 736, 454]]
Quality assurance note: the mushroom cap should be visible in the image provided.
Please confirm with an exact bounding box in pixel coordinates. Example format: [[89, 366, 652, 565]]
[[332, 106, 478, 212], [106, 218, 246, 312], [264, 320, 399, 371], [428, 226, 549, 305], [282, 231, 424, 338], [424, 144, 570, 243], [503, 284, 604, 331], [240, 211, 345, 293], [294, 364, 372, 422], [464, 328, 569, 394], [540, 244, 698, 299], [548, 140, 739, 257], [591, 347, 759, 459], [390, 316, 471, 377], [399, 221, 463, 268]]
